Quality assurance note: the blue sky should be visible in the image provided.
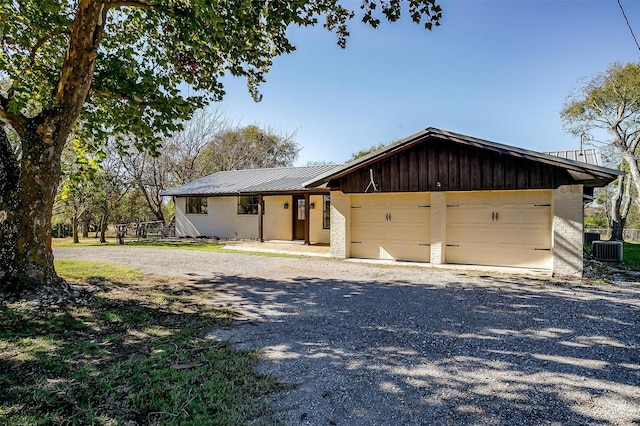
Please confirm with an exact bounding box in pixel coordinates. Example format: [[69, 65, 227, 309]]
[[212, 0, 640, 166]]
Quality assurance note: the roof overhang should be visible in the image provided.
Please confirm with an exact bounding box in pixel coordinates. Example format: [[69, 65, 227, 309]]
[[159, 188, 330, 197]]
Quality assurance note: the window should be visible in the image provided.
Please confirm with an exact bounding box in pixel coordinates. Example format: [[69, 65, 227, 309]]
[[186, 197, 208, 214], [323, 194, 330, 229], [238, 195, 259, 215]]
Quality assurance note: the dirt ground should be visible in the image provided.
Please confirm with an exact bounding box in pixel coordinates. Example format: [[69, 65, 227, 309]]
[[55, 246, 640, 425]]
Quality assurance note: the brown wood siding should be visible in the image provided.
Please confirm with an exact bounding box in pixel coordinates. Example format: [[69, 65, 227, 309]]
[[329, 138, 576, 193]]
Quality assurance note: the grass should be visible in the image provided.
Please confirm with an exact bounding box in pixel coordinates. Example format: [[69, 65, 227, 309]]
[[52, 237, 304, 258], [584, 241, 640, 271], [55, 260, 143, 282], [52, 237, 226, 252], [622, 243, 640, 269], [0, 261, 283, 425], [621, 241, 640, 268]]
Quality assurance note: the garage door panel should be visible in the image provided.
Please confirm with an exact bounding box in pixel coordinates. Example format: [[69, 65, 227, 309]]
[[350, 241, 381, 259], [494, 207, 551, 225], [447, 245, 551, 269], [351, 209, 385, 223], [381, 242, 430, 262], [351, 223, 386, 240], [446, 190, 552, 269], [447, 209, 486, 225], [447, 225, 495, 244], [350, 193, 430, 263]]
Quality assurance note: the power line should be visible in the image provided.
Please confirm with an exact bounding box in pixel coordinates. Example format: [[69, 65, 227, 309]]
[[617, 0, 640, 52]]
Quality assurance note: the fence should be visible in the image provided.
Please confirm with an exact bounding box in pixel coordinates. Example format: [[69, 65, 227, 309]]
[[113, 221, 176, 244], [135, 221, 165, 240], [53, 223, 74, 238], [585, 228, 640, 242]]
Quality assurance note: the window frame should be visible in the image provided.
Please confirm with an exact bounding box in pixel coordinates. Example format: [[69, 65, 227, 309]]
[[322, 194, 330, 229], [185, 196, 208, 215], [237, 195, 260, 215]]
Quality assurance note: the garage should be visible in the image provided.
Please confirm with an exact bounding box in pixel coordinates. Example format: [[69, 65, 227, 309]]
[[305, 127, 621, 276], [350, 193, 431, 262], [445, 190, 552, 269]]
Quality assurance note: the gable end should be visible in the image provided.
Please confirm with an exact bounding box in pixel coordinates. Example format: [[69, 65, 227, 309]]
[[328, 137, 577, 193]]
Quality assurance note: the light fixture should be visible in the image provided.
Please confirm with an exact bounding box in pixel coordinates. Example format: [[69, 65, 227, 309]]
[[310, 202, 315, 209], [284, 202, 289, 209]]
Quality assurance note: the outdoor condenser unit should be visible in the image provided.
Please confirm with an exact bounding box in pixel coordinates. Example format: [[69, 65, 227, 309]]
[[592, 241, 623, 262]]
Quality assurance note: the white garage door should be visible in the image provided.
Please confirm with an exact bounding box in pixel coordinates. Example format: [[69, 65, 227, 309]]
[[350, 193, 431, 262], [445, 190, 552, 269]]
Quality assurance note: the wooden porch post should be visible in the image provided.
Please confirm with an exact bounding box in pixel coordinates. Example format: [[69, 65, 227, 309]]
[[258, 195, 264, 242], [304, 193, 310, 245]]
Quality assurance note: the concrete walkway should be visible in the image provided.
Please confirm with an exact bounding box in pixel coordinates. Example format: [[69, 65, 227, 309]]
[[222, 240, 552, 277], [223, 240, 331, 257]]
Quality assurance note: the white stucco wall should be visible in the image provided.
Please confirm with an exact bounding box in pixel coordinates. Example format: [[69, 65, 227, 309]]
[[174, 196, 259, 239], [174, 194, 329, 242], [264, 196, 292, 241], [309, 194, 330, 244]]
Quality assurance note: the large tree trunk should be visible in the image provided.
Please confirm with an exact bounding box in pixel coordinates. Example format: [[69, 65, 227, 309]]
[[610, 219, 626, 241], [0, 0, 107, 296], [609, 172, 632, 242], [73, 214, 80, 244], [99, 214, 109, 243], [82, 217, 90, 239], [621, 151, 640, 210], [0, 128, 67, 293]]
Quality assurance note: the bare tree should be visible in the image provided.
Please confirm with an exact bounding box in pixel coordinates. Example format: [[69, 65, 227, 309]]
[[165, 108, 230, 185]]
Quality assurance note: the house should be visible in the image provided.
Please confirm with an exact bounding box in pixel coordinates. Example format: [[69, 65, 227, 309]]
[[161, 127, 621, 276], [159, 165, 338, 244], [304, 128, 621, 276]]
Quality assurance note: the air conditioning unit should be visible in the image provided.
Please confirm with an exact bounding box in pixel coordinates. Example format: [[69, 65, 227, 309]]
[[592, 241, 623, 262]]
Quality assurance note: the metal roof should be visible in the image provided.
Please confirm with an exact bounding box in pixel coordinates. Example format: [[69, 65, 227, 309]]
[[304, 127, 622, 188], [160, 164, 340, 197], [546, 149, 602, 166]]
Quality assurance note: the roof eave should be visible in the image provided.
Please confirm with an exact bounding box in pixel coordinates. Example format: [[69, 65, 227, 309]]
[[159, 188, 331, 197]]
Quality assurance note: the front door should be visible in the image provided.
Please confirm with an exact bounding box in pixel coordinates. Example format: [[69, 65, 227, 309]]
[[293, 195, 306, 240]]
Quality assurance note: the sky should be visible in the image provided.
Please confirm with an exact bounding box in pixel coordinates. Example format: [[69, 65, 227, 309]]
[[208, 0, 640, 166]]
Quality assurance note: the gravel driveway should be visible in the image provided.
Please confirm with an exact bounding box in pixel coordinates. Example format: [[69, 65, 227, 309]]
[[55, 246, 640, 425]]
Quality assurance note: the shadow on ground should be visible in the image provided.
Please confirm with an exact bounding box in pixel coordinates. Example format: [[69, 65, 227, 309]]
[[189, 272, 640, 425]]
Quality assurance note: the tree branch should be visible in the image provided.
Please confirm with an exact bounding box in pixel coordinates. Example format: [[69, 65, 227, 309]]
[[106, 1, 159, 11], [30, 29, 69, 63], [92, 89, 148, 107], [0, 95, 27, 135]]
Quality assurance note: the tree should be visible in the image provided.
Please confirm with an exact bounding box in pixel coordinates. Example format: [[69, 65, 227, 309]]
[[349, 142, 387, 161], [0, 0, 443, 294], [202, 124, 300, 171], [54, 141, 131, 243], [121, 120, 300, 223], [305, 160, 336, 166], [55, 137, 105, 243], [164, 108, 229, 185], [561, 62, 640, 241], [119, 144, 173, 223]]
